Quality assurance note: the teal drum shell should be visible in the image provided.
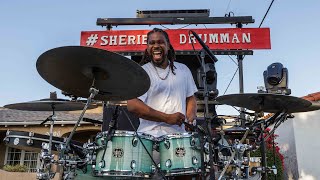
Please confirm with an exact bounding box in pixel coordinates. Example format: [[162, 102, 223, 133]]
[[93, 131, 155, 179], [159, 132, 202, 176]]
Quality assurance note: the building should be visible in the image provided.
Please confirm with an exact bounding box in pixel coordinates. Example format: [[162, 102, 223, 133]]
[[0, 105, 103, 179], [276, 92, 320, 179]]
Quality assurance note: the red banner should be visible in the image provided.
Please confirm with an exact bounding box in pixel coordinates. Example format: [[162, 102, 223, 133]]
[[80, 28, 271, 52]]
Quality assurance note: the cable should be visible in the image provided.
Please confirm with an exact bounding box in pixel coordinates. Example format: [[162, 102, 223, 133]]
[[259, 0, 276, 28], [228, 55, 238, 66], [223, 67, 239, 95], [224, 0, 233, 15], [160, 24, 191, 30]]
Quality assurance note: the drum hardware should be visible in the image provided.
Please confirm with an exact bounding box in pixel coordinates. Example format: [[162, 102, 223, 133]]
[[35, 46, 151, 179], [4, 94, 94, 180], [96, 105, 120, 169]]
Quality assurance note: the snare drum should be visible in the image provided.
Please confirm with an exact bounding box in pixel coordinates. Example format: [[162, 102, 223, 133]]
[[93, 130, 155, 178], [158, 132, 202, 176]]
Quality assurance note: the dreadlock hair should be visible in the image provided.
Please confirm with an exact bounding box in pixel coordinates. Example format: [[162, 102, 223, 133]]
[[140, 28, 176, 75]]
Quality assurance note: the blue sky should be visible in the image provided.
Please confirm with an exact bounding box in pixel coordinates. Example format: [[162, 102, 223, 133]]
[[1, 0, 319, 115]]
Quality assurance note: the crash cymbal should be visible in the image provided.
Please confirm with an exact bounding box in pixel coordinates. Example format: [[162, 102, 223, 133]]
[[216, 93, 312, 113], [36, 46, 150, 101], [4, 98, 98, 111]]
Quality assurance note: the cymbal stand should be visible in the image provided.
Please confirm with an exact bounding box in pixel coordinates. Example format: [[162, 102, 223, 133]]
[[63, 87, 99, 153], [199, 49, 217, 180], [58, 87, 98, 180], [37, 104, 57, 180]]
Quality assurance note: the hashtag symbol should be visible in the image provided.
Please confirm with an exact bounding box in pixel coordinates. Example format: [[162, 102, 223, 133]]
[[86, 34, 99, 46]]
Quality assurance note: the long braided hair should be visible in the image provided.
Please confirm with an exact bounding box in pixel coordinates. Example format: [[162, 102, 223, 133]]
[[140, 28, 176, 75]]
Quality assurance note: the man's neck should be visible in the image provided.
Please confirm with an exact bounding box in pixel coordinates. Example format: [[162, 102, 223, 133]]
[[152, 59, 169, 69]]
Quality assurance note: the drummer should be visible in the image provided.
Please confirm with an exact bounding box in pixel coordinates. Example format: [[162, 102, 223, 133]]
[[127, 28, 198, 179], [127, 27, 198, 138]]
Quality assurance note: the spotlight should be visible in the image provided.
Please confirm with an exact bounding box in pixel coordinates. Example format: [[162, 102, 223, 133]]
[[261, 62, 291, 95]]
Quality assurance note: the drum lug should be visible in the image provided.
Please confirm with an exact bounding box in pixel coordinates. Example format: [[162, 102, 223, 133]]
[[164, 139, 170, 149], [151, 165, 156, 173], [165, 159, 172, 168], [153, 142, 159, 152], [190, 137, 196, 146], [3, 137, 9, 144], [27, 138, 34, 146], [132, 137, 138, 147], [131, 160, 136, 170], [29, 132, 34, 137], [98, 160, 105, 168], [192, 156, 199, 165]]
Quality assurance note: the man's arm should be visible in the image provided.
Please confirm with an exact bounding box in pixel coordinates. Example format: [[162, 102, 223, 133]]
[[127, 98, 185, 126], [186, 95, 197, 124]]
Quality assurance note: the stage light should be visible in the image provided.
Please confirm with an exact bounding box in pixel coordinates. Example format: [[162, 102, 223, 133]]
[[261, 62, 291, 95]]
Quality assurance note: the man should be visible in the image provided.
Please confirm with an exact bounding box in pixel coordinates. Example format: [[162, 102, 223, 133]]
[[127, 28, 198, 137]]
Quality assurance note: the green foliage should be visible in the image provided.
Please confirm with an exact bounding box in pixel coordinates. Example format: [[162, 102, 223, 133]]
[[3, 164, 28, 172]]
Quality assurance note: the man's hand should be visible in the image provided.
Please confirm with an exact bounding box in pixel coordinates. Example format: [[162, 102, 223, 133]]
[[165, 112, 185, 126]]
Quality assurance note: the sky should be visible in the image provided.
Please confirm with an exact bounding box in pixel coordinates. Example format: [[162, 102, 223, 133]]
[[0, 0, 319, 115]]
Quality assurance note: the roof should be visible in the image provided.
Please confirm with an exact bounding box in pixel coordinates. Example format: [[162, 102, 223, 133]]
[[0, 106, 103, 124], [302, 92, 320, 102]]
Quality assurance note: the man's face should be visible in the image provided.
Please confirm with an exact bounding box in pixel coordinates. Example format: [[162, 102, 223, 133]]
[[147, 32, 169, 67]]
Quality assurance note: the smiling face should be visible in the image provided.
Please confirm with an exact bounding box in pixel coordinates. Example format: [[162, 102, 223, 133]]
[[147, 31, 170, 68]]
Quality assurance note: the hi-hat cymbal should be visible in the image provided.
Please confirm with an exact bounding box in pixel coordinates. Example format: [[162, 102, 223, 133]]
[[216, 93, 312, 113], [4, 98, 98, 111], [36, 46, 150, 101]]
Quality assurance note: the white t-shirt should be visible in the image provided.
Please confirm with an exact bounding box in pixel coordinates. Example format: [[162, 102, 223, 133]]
[[138, 61, 198, 137]]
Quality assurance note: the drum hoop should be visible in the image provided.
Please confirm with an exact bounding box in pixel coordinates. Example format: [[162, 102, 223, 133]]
[[158, 132, 197, 140], [97, 130, 155, 141], [92, 169, 152, 177]]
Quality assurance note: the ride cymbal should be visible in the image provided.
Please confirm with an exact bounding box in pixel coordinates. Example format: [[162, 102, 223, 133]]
[[36, 46, 150, 101], [216, 93, 312, 113]]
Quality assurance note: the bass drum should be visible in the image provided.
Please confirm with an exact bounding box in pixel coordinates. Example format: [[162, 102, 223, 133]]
[[3, 130, 83, 152]]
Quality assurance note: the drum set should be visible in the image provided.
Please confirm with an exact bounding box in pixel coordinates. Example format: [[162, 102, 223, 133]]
[[3, 46, 320, 180]]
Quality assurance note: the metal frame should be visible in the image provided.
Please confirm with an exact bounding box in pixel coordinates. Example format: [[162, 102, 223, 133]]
[[97, 16, 254, 27]]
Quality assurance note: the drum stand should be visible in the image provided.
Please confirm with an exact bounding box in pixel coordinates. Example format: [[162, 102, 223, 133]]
[[37, 105, 57, 180]]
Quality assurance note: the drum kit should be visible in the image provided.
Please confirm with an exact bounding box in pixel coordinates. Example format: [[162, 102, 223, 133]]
[[3, 45, 320, 180]]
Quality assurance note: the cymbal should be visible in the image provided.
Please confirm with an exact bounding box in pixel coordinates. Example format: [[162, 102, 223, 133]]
[[292, 102, 320, 113], [36, 46, 150, 101], [216, 93, 312, 113], [4, 98, 98, 111]]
